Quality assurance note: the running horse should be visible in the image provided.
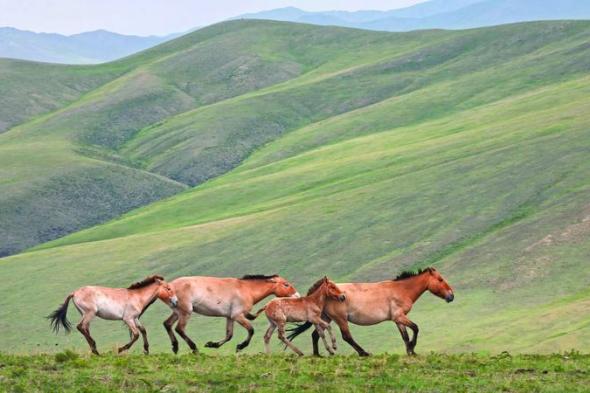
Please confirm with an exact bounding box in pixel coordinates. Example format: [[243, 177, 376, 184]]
[[48, 275, 178, 355], [287, 268, 454, 356], [163, 274, 299, 354], [248, 276, 346, 356]]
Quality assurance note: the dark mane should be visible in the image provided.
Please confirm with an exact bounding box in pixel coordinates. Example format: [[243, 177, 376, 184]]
[[306, 277, 327, 296], [393, 267, 434, 281], [127, 275, 164, 290], [240, 274, 278, 280]]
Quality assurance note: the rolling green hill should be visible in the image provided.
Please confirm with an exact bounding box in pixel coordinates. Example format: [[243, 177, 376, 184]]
[[0, 20, 589, 355]]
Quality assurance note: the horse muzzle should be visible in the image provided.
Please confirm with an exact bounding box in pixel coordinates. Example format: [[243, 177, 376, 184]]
[[445, 293, 454, 303], [338, 294, 346, 302], [292, 292, 301, 298]]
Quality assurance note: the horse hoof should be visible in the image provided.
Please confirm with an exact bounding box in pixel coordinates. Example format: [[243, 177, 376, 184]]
[[359, 352, 371, 357], [172, 346, 179, 355], [205, 342, 218, 348], [144, 350, 149, 355]]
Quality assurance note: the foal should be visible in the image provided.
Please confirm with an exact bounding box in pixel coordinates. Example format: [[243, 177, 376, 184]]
[[48, 275, 177, 355], [250, 277, 345, 356]]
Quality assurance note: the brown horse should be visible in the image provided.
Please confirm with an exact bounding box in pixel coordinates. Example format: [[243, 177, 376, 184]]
[[249, 276, 346, 356], [48, 275, 177, 355], [163, 274, 299, 354], [287, 268, 454, 356]]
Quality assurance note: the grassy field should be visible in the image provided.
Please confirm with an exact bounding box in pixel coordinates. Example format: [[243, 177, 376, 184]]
[[0, 352, 588, 392], [1, 20, 589, 355]]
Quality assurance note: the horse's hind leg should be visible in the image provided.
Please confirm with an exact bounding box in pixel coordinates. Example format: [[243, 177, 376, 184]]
[[163, 312, 179, 354], [234, 314, 254, 352], [333, 315, 370, 357], [175, 310, 198, 354], [77, 311, 99, 355], [278, 323, 304, 356], [118, 318, 140, 354], [136, 319, 149, 355], [263, 322, 276, 354], [205, 318, 234, 348]]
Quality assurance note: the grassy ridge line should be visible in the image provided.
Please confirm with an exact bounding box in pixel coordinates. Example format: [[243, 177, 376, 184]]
[[1, 353, 589, 392]]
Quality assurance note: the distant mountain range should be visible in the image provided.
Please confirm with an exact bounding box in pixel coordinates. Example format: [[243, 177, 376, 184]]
[[237, 0, 590, 31], [0, 27, 179, 64], [2, 0, 590, 64]]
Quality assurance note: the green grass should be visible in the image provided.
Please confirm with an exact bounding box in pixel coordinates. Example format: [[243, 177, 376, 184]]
[[1, 20, 590, 355], [1, 352, 588, 392]]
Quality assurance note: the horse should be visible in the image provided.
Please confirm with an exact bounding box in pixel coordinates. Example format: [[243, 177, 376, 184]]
[[287, 267, 454, 356], [162, 274, 299, 354], [248, 276, 346, 356], [48, 275, 178, 355]]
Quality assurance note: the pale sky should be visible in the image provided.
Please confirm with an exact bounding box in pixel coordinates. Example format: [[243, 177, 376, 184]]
[[0, 0, 428, 36]]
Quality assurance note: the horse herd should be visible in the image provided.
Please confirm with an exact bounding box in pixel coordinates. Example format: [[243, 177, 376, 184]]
[[48, 268, 454, 356]]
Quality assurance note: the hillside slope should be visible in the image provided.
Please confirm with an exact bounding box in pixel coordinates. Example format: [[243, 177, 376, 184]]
[[0, 21, 589, 354]]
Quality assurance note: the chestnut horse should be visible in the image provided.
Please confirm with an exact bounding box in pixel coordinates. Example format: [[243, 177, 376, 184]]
[[249, 276, 346, 356], [48, 275, 177, 355], [163, 274, 298, 354], [287, 268, 454, 356]]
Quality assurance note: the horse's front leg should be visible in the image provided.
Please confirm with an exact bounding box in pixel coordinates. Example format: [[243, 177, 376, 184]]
[[163, 312, 179, 354], [394, 314, 419, 356], [313, 323, 334, 355], [136, 319, 149, 355], [118, 318, 140, 354], [175, 310, 198, 354], [205, 317, 234, 348], [234, 314, 254, 352], [323, 321, 337, 351]]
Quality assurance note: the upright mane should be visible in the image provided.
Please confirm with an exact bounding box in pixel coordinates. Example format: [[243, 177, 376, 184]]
[[127, 275, 164, 290], [393, 267, 434, 281], [241, 274, 278, 280], [306, 277, 327, 295]]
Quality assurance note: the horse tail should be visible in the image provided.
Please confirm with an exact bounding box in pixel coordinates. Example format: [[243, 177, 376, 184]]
[[286, 321, 313, 341], [47, 294, 74, 334], [245, 306, 267, 320]]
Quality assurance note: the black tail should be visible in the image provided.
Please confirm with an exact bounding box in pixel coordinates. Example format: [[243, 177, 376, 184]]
[[47, 294, 73, 334], [286, 321, 313, 341]]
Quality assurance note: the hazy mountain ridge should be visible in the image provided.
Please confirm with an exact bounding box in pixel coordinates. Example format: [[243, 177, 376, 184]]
[[238, 0, 590, 31], [0, 27, 176, 64]]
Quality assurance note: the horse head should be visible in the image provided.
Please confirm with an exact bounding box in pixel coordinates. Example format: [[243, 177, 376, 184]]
[[154, 277, 178, 307], [322, 276, 346, 302], [425, 268, 454, 303], [269, 275, 300, 298]]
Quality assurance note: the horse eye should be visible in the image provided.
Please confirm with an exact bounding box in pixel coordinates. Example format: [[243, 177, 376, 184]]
[[283, 283, 289, 287], [438, 278, 443, 282]]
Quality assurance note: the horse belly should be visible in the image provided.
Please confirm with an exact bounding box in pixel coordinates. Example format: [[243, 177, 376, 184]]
[[95, 301, 125, 320], [192, 301, 229, 317], [347, 305, 391, 326]]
